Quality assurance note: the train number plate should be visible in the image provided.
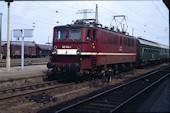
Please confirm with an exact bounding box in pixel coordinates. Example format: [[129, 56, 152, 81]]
[[62, 46, 71, 49]]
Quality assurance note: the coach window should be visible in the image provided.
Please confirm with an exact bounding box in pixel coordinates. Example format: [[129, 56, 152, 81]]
[[128, 38, 130, 47], [120, 37, 122, 45], [87, 29, 91, 40], [93, 30, 96, 42]]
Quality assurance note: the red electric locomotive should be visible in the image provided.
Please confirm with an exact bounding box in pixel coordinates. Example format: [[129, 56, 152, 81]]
[[47, 19, 137, 76]]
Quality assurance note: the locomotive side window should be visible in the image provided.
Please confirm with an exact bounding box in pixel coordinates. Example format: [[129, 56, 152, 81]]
[[87, 29, 91, 40], [120, 37, 122, 45], [124, 38, 127, 46], [69, 29, 81, 40], [101, 32, 107, 44], [108, 34, 113, 44], [114, 35, 118, 45], [55, 29, 66, 40], [131, 39, 134, 47], [128, 38, 130, 46], [93, 30, 96, 42]]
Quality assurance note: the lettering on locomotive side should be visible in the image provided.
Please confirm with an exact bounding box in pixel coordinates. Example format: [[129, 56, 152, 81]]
[[119, 46, 122, 51], [62, 45, 71, 49]]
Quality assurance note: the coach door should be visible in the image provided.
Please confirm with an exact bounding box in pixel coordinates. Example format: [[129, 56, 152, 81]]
[[91, 30, 97, 68], [87, 29, 97, 52], [91, 29, 97, 52], [87, 29, 97, 68]]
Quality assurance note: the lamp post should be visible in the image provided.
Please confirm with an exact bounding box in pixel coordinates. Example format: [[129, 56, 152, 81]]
[[5, 0, 13, 71]]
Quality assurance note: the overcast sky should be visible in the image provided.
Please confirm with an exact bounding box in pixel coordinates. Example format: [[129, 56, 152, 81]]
[[0, 0, 169, 46]]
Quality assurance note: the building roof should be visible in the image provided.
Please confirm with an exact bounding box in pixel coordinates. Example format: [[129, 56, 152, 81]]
[[1, 41, 36, 47], [1, 41, 35, 45]]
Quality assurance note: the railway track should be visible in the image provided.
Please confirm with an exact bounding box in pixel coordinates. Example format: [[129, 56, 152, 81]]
[[0, 79, 74, 100], [55, 65, 169, 113], [0, 58, 49, 67]]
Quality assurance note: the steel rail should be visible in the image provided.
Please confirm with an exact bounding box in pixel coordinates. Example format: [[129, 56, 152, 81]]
[[0, 57, 49, 66], [0, 80, 59, 93], [111, 72, 169, 112], [0, 80, 74, 100], [0, 62, 47, 67], [55, 65, 169, 113]]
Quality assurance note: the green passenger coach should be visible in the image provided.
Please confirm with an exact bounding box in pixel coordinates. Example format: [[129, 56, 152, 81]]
[[137, 38, 169, 65]]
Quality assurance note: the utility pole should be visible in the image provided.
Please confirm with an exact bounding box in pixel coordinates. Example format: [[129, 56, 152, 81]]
[[0, 13, 2, 60], [5, 0, 13, 71], [95, 4, 98, 24]]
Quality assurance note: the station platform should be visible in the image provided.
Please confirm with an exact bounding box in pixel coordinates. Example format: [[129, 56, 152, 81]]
[[0, 65, 48, 82]]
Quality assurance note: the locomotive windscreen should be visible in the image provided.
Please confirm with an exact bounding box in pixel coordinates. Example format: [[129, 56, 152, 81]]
[[55, 29, 66, 40], [69, 29, 81, 40]]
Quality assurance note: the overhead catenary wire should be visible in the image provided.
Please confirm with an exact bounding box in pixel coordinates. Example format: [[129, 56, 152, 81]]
[[151, 0, 168, 21], [159, 0, 169, 16], [0, 3, 67, 31], [121, 2, 168, 29], [0, 1, 168, 45], [88, 1, 167, 38]]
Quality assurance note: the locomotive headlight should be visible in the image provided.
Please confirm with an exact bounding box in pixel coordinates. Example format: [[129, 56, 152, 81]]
[[54, 45, 57, 50], [76, 46, 81, 55], [52, 45, 58, 54]]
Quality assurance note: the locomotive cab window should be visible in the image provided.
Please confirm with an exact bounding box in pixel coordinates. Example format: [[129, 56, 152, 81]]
[[55, 29, 66, 40], [69, 29, 81, 40], [87, 29, 91, 40]]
